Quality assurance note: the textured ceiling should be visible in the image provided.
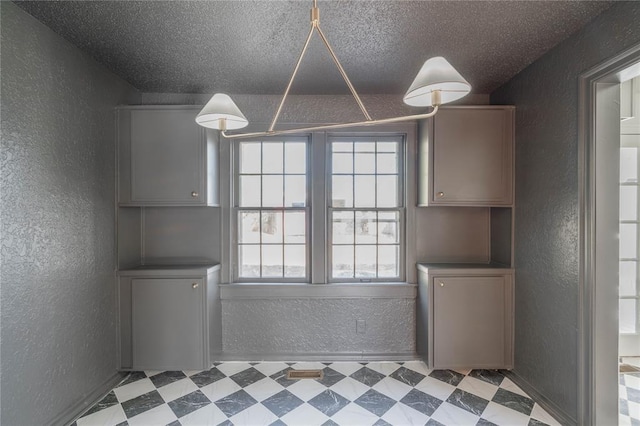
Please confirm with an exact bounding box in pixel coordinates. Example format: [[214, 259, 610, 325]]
[[15, 1, 615, 95]]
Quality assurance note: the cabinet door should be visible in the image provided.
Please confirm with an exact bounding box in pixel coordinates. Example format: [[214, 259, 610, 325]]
[[130, 110, 205, 204], [432, 275, 511, 368], [132, 278, 205, 370], [432, 108, 513, 206]]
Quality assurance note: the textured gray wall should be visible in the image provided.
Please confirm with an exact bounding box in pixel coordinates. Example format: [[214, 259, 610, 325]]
[[490, 2, 640, 422], [1, 3, 140, 425]]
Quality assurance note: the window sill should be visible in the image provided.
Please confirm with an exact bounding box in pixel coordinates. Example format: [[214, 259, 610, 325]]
[[219, 282, 417, 300]]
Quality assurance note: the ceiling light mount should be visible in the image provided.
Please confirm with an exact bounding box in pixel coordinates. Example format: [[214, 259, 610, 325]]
[[196, 0, 471, 139]]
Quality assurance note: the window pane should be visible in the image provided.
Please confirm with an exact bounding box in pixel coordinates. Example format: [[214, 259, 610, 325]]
[[620, 186, 637, 221], [285, 175, 306, 207], [620, 223, 637, 258], [333, 152, 353, 174], [377, 175, 399, 207], [377, 153, 397, 174], [332, 211, 354, 244], [263, 142, 283, 174], [239, 245, 260, 278], [354, 152, 375, 174], [378, 211, 399, 244], [377, 141, 397, 153], [238, 211, 260, 243], [621, 147, 638, 183], [262, 175, 284, 207], [240, 176, 261, 207], [619, 299, 637, 333], [354, 175, 376, 207], [285, 143, 306, 174], [240, 142, 261, 174], [355, 211, 376, 244], [378, 245, 399, 278], [620, 261, 637, 297], [262, 245, 283, 277], [355, 245, 376, 278], [284, 245, 306, 278], [284, 211, 305, 244], [333, 245, 354, 278], [332, 175, 353, 207], [355, 142, 375, 153], [333, 142, 353, 152], [261, 211, 282, 244]]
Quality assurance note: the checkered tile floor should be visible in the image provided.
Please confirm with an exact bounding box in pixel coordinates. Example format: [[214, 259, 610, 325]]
[[73, 361, 561, 426], [620, 372, 640, 425]]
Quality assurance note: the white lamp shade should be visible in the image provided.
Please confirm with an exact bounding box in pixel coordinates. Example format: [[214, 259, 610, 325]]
[[403, 57, 471, 107], [196, 93, 249, 130]]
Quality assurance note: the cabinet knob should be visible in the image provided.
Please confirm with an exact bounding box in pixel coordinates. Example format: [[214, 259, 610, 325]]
[[192, 283, 199, 289], [437, 192, 445, 198], [439, 282, 444, 287], [191, 191, 199, 198]]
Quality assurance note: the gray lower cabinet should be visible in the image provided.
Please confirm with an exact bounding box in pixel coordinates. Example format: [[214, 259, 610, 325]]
[[118, 264, 221, 371], [417, 264, 514, 370]]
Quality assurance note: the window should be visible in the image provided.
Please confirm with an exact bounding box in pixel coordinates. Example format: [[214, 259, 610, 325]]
[[329, 137, 404, 281], [235, 139, 308, 280], [231, 131, 409, 283]]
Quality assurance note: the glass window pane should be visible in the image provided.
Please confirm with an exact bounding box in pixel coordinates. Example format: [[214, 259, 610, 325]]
[[377, 153, 398, 174], [355, 245, 376, 278], [240, 142, 261, 174], [620, 147, 638, 183], [333, 245, 354, 278], [377, 141, 397, 153], [332, 176, 353, 207], [333, 152, 353, 174], [239, 245, 260, 278], [378, 245, 399, 278], [620, 223, 637, 258], [285, 143, 306, 174], [261, 211, 282, 244], [262, 245, 283, 277], [284, 245, 306, 278], [262, 175, 284, 207], [284, 212, 305, 244], [333, 142, 353, 153], [354, 142, 375, 153], [354, 175, 376, 207], [620, 186, 637, 221], [332, 211, 354, 244], [240, 176, 261, 207], [238, 211, 260, 243], [378, 212, 399, 244], [285, 175, 306, 207], [355, 211, 377, 244], [620, 261, 637, 297], [263, 142, 283, 174], [619, 299, 637, 333], [377, 175, 399, 207], [354, 153, 375, 174]]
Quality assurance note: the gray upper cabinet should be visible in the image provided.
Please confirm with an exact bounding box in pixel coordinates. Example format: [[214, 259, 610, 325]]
[[418, 106, 515, 206], [117, 107, 219, 206]]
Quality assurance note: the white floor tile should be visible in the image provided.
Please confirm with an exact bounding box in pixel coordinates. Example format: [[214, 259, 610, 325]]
[[178, 403, 228, 426], [290, 361, 327, 371], [329, 402, 380, 426], [328, 362, 366, 377], [286, 378, 328, 401], [215, 362, 253, 377], [243, 377, 285, 402], [199, 377, 242, 402], [620, 385, 628, 401], [628, 399, 640, 420], [414, 376, 457, 401], [381, 402, 430, 426], [279, 404, 330, 426], [127, 404, 178, 426], [365, 362, 401, 376], [252, 362, 290, 377], [228, 401, 279, 426], [530, 403, 562, 426], [329, 377, 370, 401], [430, 401, 480, 426], [402, 361, 432, 376], [156, 377, 199, 403], [113, 378, 156, 403], [143, 371, 163, 378], [499, 377, 529, 398], [481, 401, 530, 426], [76, 404, 127, 426], [372, 376, 413, 400], [624, 373, 640, 390], [457, 375, 499, 401]]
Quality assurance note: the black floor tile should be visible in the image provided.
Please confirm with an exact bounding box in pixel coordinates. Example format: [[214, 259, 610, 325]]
[[167, 389, 211, 418], [492, 388, 535, 416], [149, 371, 188, 388], [121, 390, 165, 418], [446, 388, 490, 416]]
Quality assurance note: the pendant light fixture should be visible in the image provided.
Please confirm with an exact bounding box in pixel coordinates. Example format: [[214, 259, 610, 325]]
[[196, 0, 471, 139]]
